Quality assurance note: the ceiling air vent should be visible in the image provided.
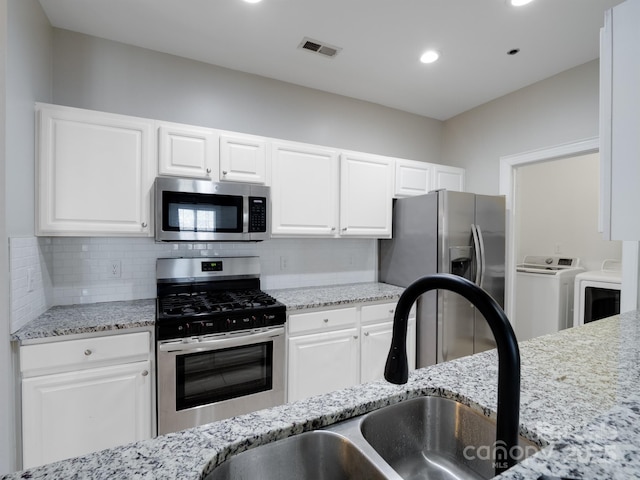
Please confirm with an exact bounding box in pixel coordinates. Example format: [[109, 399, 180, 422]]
[[298, 37, 342, 58]]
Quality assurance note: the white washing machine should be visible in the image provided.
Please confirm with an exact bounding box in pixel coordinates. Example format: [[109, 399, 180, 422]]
[[515, 255, 584, 341], [573, 259, 622, 327]]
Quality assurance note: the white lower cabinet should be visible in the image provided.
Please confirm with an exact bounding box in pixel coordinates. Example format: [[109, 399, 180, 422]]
[[288, 328, 359, 403], [360, 302, 416, 384], [20, 331, 152, 469], [286, 301, 416, 403]]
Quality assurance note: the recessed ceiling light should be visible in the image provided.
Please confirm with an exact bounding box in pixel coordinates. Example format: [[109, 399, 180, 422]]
[[511, 0, 534, 6], [420, 50, 440, 64], [244, 0, 262, 3]]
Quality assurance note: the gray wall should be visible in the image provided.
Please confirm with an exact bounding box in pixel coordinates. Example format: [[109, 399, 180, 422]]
[[442, 60, 600, 195], [2, 0, 52, 473], [0, 1, 9, 473], [6, 0, 51, 236], [52, 29, 443, 163]]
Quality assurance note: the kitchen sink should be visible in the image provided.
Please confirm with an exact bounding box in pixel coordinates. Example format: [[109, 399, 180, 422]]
[[204, 396, 539, 480], [360, 396, 539, 480], [204, 430, 390, 480]]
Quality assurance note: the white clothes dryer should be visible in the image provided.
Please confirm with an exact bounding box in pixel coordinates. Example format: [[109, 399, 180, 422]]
[[573, 259, 621, 327]]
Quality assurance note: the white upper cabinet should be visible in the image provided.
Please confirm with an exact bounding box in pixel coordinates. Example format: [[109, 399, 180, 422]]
[[432, 164, 465, 192], [600, 0, 640, 240], [339, 151, 394, 238], [219, 133, 268, 184], [395, 158, 432, 197], [157, 121, 218, 180], [271, 141, 340, 236], [36, 103, 155, 236]]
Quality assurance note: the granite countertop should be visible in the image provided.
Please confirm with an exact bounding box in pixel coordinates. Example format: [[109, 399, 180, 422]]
[[10, 299, 156, 344], [266, 282, 405, 311], [4, 311, 640, 480], [11, 282, 402, 344]]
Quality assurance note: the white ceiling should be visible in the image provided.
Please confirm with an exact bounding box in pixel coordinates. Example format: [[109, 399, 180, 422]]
[[37, 0, 623, 120]]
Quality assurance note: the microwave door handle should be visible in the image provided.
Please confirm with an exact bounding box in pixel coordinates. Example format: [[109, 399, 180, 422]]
[[243, 195, 249, 233], [159, 327, 284, 353]]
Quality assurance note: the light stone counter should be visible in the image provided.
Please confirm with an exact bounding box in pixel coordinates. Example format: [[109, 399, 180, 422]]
[[10, 299, 156, 344], [265, 282, 406, 311], [4, 311, 640, 479]]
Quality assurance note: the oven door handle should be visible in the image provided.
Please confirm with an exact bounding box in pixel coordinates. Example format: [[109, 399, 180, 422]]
[[158, 327, 285, 353]]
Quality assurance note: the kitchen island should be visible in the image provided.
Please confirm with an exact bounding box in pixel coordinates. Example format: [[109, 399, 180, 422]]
[[4, 311, 640, 479]]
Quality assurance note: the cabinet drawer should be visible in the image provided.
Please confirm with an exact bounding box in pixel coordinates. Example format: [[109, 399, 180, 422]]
[[288, 307, 357, 335], [20, 332, 151, 377], [361, 302, 416, 324], [361, 302, 396, 324]]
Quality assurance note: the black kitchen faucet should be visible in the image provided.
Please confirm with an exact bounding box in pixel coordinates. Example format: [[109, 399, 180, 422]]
[[384, 273, 521, 476]]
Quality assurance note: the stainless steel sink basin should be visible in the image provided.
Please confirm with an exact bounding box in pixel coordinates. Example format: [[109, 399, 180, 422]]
[[204, 396, 539, 480], [204, 430, 390, 480], [360, 396, 539, 480]]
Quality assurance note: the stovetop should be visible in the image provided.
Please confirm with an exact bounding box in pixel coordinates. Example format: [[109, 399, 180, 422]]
[[158, 289, 281, 318], [155, 256, 286, 341]]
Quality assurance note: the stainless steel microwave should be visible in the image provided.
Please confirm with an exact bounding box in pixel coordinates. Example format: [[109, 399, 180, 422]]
[[154, 177, 270, 242]]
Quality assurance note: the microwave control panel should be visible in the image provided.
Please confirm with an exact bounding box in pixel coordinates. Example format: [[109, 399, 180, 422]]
[[248, 197, 267, 232]]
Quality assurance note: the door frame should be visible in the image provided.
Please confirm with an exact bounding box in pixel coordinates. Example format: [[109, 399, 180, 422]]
[[498, 137, 601, 322]]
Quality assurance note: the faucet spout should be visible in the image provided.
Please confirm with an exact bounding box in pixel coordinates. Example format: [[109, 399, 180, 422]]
[[384, 273, 520, 475]]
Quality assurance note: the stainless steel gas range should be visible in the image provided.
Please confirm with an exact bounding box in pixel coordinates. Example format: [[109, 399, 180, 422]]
[[155, 256, 286, 435]]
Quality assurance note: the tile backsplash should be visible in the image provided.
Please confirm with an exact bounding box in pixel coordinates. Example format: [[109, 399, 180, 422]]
[[10, 236, 377, 333]]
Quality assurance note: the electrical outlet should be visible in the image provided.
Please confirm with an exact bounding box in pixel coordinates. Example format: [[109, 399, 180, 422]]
[[280, 256, 288, 271], [111, 260, 121, 278]]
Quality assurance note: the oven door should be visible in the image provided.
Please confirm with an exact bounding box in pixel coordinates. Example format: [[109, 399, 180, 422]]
[[157, 326, 285, 435]]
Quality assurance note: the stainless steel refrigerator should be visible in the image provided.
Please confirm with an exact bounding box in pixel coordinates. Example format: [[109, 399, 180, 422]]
[[378, 190, 505, 367]]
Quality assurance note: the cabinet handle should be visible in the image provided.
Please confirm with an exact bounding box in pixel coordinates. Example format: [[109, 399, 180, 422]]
[[323, 318, 329, 323], [389, 309, 395, 314], [353, 335, 358, 339], [364, 332, 370, 336], [206, 168, 212, 174], [331, 227, 336, 232], [222, 170, 228, 176], [84, 349, 92, 356], [141, 222, 148, 228], [341, 227, 347, 232], [141, 370, 149, 377]]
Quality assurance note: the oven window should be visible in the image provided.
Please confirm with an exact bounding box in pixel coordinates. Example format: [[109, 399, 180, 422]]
[[175, 342, 273, 411], [584, 286, 621, 323], [163, 192, 243, 233]]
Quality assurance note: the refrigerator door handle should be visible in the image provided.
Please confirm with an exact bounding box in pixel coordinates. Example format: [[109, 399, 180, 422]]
[[476, 225, 487, 289], [471, 224, 483, 286]]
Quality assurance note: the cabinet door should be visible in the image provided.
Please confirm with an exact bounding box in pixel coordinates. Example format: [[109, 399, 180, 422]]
[[432, 164, 465, 192], [360, 318, 416, 384], [395, 159, 432, 197], [339, 152, 394, 238], [287, 328, 359, 402], [220, 133, 268, 184], [600, 1, 640, 240], [22, 360, 152, 469], [158, 121, 218, 179], [271, 142, 339, 236], [36, 104, 155, 236]]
